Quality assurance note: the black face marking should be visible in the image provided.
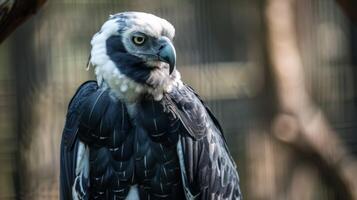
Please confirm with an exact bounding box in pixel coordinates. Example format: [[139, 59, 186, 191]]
[[106, 36, 151, 85], [106, 36, 127, 53]]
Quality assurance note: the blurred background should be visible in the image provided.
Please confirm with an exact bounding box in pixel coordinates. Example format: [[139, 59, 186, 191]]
[[1, 0, 357, 199]]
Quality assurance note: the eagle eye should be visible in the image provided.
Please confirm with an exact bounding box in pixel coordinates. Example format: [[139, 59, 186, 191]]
[[132, 35, 146, 45]]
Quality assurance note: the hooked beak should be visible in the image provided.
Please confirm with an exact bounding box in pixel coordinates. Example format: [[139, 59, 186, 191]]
[[158, 37, 176, 74]]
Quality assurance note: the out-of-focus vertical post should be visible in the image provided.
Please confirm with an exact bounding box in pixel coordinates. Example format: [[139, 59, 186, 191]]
[[0, 0, 47, 199]]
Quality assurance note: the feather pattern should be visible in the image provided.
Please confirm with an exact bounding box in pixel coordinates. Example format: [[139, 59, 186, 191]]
[[60, 81, 98, 200], [61, 81, 185, 200], [166, 84, 242, 200], [61, 81, 242, 199]]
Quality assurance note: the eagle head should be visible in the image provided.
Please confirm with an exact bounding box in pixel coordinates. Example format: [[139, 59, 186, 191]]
[[90, 12, 181, 102]]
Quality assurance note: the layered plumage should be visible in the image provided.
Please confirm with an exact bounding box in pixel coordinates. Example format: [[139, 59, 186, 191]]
[[60, 12, 242, 200]]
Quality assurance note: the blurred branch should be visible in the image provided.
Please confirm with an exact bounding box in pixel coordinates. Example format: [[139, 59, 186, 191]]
[[266, 0, 357, 199], [0, 0, 47, 43], [335, 0, 357, 24]]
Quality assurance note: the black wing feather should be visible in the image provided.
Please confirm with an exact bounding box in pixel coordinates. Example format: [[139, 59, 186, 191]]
[[167, 84, 242, 200], [60, 81, 98, 200]]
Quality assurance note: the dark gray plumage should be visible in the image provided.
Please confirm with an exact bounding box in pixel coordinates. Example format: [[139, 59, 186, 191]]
[[60, 12, 242, 200]]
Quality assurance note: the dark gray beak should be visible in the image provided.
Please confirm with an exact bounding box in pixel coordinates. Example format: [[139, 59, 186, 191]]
[[158, 37, 176, 74]]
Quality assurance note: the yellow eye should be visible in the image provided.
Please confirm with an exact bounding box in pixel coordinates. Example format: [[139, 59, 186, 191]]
[[132, 36, 146, 45]]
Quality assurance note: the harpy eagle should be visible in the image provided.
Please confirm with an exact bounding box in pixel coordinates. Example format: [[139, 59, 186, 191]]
[[60, 12, 242, 200]]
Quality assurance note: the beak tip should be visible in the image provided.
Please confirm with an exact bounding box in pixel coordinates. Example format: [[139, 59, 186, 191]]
[[158, 38, 176, 75], [169, 64, 175, 75]]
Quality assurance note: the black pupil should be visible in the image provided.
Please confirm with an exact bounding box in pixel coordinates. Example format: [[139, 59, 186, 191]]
[[136, 37, 143, 43]]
